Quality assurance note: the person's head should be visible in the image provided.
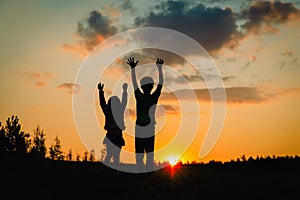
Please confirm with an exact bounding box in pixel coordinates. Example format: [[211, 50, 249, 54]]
[[108, 96, 121, 111], [140, 76, 154, 94]]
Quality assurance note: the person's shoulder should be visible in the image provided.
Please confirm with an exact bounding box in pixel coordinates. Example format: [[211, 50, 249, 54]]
[[154, 84, 162, 93], [151, 84, 162, 98], [134, 88, 143, 97]]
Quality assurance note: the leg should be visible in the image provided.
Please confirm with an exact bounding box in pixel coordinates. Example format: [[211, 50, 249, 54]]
[[135, 137, 145, 173], [145, 136, 155, 172], [104, 143, 113, 165], [112, 146, 121, 170]]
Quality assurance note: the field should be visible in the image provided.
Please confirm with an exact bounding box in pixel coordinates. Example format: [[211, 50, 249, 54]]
[[2, 157, 300, 199]]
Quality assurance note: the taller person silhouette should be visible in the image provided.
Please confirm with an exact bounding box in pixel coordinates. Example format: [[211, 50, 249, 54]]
[[126, 57, 164, 173]]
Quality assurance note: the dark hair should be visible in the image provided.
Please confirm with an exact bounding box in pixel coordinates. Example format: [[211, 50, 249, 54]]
[[140, 76, 154, 86], [108, 96, 121, 111]]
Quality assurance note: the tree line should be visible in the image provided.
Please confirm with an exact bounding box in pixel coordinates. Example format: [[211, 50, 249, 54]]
[[2, 115, 299, 166], [0, 115, 97, 161]]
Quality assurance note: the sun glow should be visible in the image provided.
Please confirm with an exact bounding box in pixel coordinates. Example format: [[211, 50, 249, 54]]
[[167, 156, 179, 166]]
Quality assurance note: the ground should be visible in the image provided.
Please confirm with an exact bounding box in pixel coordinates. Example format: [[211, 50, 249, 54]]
[[1, 158, 299, 199]]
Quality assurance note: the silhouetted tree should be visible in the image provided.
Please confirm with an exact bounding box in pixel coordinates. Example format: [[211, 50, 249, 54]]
[[89, 148, 95, 162], [177, 160, 183, 166], [99, 146, 106, 162], [76, 152, 81, 161], [191, 160, 197, 165], [248, 156, 254, 162], [82, 150, 88, 162], [66, 149, 73, 161], [0, 115, 31, 159], [29, 125, 47, 159], [49, 136, 64, 160], [0, 122, 7, 158], [241, 154, 247, 162]]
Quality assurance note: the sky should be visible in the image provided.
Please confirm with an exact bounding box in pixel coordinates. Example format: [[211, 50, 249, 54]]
[[0, 0, 300, 164]]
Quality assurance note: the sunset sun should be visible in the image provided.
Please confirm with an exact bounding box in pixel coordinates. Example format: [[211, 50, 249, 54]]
[[167, 156, 179, 166]]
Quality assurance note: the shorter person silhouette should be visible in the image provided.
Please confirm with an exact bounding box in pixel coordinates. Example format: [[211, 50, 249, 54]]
[[98, 82, 127, 170]]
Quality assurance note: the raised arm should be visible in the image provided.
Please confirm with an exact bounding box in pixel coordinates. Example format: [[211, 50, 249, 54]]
[[97, 82, 107, 112], [126, 57, 139, 91], [121, 83, 128, 110], [156, 58, 164, 86]]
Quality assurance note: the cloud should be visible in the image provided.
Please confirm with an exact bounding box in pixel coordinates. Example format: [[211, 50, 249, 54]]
[[35, 82, 46, 87], [250, 55, 256, 62], [61, 43, 88, 56], [165, 73, 235, 85], [120, 0, 136, 13], [161, 87, 298, 104], [121, 48, 186, 67], [24, 72, 53, 88], [57, 83, 81, 94], [241, 61, 251, 71], [161, 104, 179, 114], [281, 50, 294, 56], [222, 75, 235, 82], [273, 50, 300, 70], [164, 74, 203, 85], [134, 1, 239, 53], [125, 104, 179, 119], [30, 72, 53, 79], [240, 1, 300, 35], [77, 10, 118, 50], [278, 57, 300, 70], [133, 1, 300, 54], [181, 74, 204, 82], [72, 0, 300, 60]]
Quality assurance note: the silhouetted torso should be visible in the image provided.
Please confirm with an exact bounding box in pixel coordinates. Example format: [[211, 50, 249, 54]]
[[134, 84, 162, 127], [100, 92, 126, 148]]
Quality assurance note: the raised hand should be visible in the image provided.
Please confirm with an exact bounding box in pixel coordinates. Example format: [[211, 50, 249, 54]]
[[122, 83, 128, 91], [156, 58, 164, 68], [98, 82, 104, 92], [126, 57, 139, 69]]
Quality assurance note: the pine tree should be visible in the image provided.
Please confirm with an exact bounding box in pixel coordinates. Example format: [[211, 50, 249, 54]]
[[89, 149, 95, 162], [76, 152, 81, 161], [83, 150, 88, 162], [30, 125, 47, 159], [49, 136, 64, 160], [66, 149, 73, 161], [0, 115, 31, 159]]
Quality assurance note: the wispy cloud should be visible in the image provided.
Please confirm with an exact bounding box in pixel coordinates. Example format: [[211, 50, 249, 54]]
[[164, 72, 235, 85], [23, 72, 54, 88], [281, 50, 294, 57], [161, 104, 179, 114], [57, 83, 81, 94], [125, 103, 179, 119], [61, 43, 88, 56], [35, 82, 47, 87], [161, 87, 300, 104]]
